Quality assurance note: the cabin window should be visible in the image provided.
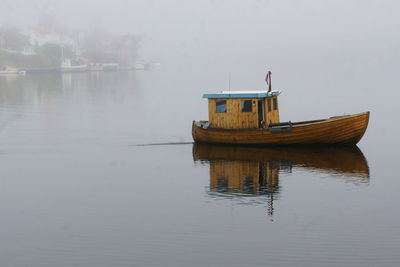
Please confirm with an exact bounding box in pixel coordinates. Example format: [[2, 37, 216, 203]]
[[241, 100, 252, 112], [267, 99, 272, 112], [273, 98, 278, 110], [216, 100, 227, 113]]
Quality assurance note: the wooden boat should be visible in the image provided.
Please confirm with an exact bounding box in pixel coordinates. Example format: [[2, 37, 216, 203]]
[[192, 72, 369, 145], [193, 112, 369, 145]]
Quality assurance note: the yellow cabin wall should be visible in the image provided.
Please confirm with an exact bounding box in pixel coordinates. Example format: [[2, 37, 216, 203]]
[[208, 98, 259, 129], [264, 97, 280, 126], [208, 97, 280, 129]]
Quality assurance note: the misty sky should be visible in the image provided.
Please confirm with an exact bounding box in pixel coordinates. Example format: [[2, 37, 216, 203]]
[[2, 0, 398, 48], [1, 0, 399, 89]]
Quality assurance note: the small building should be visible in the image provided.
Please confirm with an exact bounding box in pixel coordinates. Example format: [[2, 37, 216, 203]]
[[202, 90, 281, 129]]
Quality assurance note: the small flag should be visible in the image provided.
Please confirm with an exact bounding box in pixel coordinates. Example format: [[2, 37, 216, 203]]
[[265, 72, 269, 85]]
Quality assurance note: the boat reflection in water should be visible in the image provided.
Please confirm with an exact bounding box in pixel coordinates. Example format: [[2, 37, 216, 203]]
[[193, 144, 369, 217]]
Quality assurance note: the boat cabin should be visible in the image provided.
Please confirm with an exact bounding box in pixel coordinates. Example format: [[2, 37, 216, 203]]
[[202, 90, 281, 129]]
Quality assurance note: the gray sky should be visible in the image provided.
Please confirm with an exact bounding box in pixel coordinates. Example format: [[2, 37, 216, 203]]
[[1, 0, 399, 85], [2, 0, 398, 45]]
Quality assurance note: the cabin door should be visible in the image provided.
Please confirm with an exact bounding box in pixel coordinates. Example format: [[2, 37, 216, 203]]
[[258, 100, 265, 128]]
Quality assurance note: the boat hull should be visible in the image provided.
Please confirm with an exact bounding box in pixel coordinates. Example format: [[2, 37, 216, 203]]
[[60, 65, 88, 73], [192, 112, 369, 145]]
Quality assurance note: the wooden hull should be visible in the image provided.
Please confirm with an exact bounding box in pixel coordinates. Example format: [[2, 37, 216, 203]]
[[192, 112, 369, 145]]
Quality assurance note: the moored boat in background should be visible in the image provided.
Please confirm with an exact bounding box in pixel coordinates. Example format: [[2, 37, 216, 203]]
[[0, 65, 26, 75], [60, 59, 87, 73], [102, 63, 119, 71]]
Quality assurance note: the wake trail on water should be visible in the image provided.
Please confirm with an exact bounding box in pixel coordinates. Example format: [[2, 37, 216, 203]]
[[133, 142, 194, 146]]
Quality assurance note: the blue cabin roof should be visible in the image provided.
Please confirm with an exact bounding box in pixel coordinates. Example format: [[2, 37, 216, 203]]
[[203, 90, 281, 99]]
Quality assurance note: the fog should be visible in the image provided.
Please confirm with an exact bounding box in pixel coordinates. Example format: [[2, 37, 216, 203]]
[[1, 0, 399, 160], [2, 0, 399, 65], [1, 1, 400, 266], [1, 0, 399, 172]]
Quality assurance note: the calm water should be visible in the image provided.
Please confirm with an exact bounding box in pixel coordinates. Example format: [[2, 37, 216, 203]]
[[0, 69, 399, 267]]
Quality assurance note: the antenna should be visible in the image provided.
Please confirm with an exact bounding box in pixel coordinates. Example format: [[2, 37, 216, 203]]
[[228, 72, 231, 92]]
